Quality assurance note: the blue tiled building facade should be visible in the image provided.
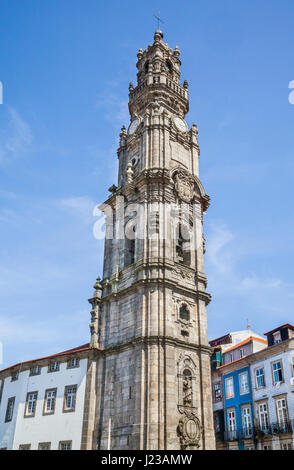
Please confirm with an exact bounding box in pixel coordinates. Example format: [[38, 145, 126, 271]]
[[223, 366, 255, 450], [211, 326, 294, 450]]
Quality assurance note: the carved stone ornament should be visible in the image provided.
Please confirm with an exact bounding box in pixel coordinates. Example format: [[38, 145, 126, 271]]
[[177, 411, 201, 450], [173, 170, 195, 203], [172, 267, 194, 281]]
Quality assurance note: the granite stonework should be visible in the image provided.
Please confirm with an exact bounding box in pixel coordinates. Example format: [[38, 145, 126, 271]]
[[85, 30, 216, 450]]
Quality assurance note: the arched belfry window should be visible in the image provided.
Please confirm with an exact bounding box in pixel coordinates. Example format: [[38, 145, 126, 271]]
[[125, 224, 136, 267], [166, 61, 172, 74], [176, 223, 191, 266], [179, 304, 190, 322]]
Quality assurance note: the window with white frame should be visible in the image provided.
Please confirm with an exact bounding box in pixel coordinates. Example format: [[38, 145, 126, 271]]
[[255, 367, 265, 389], [240, 349, 245, 359], [48, 361, 59, 373], [59, 441, 72, 450], [239, 372, 249, 394], [38, 442, 51, 450], [281, 442, 292, 450], [44, 389, 56, 414], [273, 331, 282, 344], [272, 361, 283, 384], [227, 409, 236, 432], [25, 392, 38, 417], [11, 372, 19, 382], [225, 377, 234, 399], [67, 357, 79, 369], [63, 385, 77, 412], [276, 397, 288, 425], [258, 402, 269, 430], [30, 365, 41, 376], [19, 444, 31, 450], [241, 406, 252, 437], [5, 397, 15, 422]]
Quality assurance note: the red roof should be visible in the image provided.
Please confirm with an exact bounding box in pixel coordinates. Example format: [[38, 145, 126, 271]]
[[264, 324, 294, 336], [0, 343, 91, 374], [209, 333, 232, 347]]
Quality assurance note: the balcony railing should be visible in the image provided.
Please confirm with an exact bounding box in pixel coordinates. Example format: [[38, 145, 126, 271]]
[[224, 426, 254, 441], [222, 421, 294, 442]]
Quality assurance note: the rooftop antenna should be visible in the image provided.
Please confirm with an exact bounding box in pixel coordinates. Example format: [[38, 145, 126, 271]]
[[246, 318, 252, 330], [154, 11, 164, 30]]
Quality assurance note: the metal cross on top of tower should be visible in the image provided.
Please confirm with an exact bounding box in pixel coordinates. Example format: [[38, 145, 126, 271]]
[[153, 11, 164, 30]]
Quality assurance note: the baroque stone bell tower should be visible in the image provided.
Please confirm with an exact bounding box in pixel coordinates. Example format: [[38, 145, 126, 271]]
[[90, 30, 215, 450]]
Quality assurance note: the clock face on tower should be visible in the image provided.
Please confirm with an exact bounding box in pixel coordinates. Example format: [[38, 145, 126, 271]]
[[128, 118, 139, 135], [174, 116, 188, 133]]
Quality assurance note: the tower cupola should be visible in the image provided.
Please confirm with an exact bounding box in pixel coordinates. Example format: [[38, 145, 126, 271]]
[[128, 31, 189, 118]]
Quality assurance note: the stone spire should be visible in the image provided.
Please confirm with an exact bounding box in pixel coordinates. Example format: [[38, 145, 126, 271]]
[[128, 31, 189, 118]]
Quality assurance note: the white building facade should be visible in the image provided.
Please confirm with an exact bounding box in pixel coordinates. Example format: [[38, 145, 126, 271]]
[[251, 333, 294, 450], [210, 324, 294, 450], [0, 345, 91, 450]]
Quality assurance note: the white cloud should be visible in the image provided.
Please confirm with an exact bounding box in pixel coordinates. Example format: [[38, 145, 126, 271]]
[[0, 309, 89, 366], [206, 222, 236, 276], [205, 219, 290, 336], [58, 196, 96, 224], [96, 91, 129, 126], [239, 276, 283, 291], [0, 107, 33, 165], [206, 220, 285, 295]]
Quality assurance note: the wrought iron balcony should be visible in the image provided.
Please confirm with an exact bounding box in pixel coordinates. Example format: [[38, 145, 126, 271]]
[[222, 421, 294, 442], [270, 420, 293, 435], [224, 426, 254, 441]]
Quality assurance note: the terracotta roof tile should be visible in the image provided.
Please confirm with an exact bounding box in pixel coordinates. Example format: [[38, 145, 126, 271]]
[[264, 324, 294, 336], [0, 343, 93, 374]]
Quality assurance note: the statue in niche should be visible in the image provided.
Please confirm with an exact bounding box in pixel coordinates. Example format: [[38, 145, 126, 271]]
[[179, 304, 190, 322], [183, 369, 192, 406]]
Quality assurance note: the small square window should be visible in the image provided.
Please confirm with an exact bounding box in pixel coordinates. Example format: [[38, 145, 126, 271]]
[[59, 441, 72, 450], [48, 361, 59, 373], [67, 358, 79, 369], [30, 365, 41, 376], [38, 442, 51, 450], [11, 372, 19, 382], [19, 444, 31, 450], [273, 331, 282, 345]]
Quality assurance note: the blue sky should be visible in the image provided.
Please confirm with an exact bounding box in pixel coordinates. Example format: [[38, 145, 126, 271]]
[[0, 0, 294, 368]]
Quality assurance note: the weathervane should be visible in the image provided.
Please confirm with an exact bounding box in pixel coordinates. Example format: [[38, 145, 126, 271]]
[[154, 11, 164, 30]]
